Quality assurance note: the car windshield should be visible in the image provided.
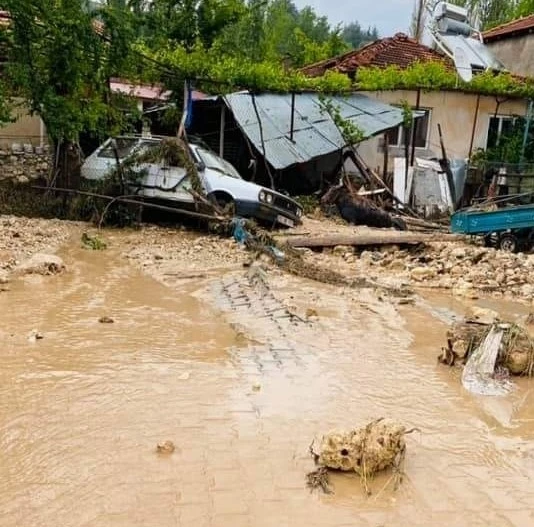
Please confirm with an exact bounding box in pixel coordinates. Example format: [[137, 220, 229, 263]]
[[197, 148, 242, 179], [97, 138, 158, 159]]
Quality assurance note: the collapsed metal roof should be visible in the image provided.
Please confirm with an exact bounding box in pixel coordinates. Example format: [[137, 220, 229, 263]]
[[222, 92, 406, 170]]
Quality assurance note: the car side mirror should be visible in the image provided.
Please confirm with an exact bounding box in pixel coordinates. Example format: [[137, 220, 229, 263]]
[[196, 161, 206, 171]]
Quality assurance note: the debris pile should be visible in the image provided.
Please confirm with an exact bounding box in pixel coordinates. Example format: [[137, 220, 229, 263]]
[[439, 313, 534, 377], [0, 216, 77, 275], [308, 418, 414, 495], [356, 242, 534, 301]]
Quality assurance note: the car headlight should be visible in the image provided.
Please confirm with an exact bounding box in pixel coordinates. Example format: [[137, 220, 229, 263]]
[[259, 190, 274, 204]]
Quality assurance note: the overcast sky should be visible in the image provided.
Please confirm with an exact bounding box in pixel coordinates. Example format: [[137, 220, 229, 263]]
[[293, 0, 415, 36]]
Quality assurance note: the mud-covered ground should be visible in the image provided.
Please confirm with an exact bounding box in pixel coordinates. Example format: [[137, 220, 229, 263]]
[[2, 213, 534, 527]]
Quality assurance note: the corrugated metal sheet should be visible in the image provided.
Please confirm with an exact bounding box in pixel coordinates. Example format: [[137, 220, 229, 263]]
[[223, 91, 405, 170]]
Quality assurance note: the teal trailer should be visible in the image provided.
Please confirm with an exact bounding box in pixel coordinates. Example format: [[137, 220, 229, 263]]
[[451, 204, 534, 252]]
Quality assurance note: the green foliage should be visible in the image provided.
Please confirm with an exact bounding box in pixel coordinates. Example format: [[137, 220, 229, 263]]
[[318, 94, 365, 145], [81, 232, 107, 250], [400, 100, 414, 129], [342, 22, 379, 50], [3, 0, 138, 145], [471, 116, 534, 165]]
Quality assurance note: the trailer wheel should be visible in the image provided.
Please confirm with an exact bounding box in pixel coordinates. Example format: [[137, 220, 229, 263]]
[[498, 234, 519, 253]]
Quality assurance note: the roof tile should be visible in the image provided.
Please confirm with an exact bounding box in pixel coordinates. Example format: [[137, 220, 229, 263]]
[[301, 33, 450, 77], [483, 15, 534, 42]]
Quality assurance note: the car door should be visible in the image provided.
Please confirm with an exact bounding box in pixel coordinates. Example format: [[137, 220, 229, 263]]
[[131, 146, 195, 204]]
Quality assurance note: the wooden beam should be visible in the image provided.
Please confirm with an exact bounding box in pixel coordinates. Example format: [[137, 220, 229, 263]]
[[283, 232, 456, 249]]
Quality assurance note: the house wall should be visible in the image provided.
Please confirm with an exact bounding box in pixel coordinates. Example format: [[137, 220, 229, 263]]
[[355, 90, 528, 174], [0, 101, 46, 148], [486, 35, 534, 77]]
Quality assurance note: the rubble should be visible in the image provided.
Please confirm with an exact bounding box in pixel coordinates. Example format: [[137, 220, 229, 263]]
[[0, 215, 79, 278], [326, 240, 534, 302]]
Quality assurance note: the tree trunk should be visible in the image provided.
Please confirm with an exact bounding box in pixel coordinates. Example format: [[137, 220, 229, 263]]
[[53, 140, 82, 189]]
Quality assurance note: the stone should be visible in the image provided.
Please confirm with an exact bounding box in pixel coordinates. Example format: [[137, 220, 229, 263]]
[[16, 253, 65, 275], [410, 266, 436, 281], [16, 175, 30, 184], [467, 307, 500, 325], [156, 440, 175, 454], [333, 245, 352, 255], [450, 247, 466, 259], [521, 284, 534, 297]]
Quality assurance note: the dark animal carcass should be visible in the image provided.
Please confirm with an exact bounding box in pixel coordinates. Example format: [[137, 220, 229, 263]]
[[321, 185, 406, 230]]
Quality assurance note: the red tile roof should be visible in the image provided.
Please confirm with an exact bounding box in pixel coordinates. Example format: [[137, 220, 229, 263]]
[[483, 15, 534, 42], [301, 33, 450, 77]]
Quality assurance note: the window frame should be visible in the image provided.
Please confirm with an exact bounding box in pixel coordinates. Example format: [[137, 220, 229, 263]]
[[485, 114, 518, 149], [386, 107, 432, 150]]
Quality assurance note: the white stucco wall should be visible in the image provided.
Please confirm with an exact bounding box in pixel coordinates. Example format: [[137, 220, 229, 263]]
[[486, 35, 534, 78], [354, 90, 528, 175]]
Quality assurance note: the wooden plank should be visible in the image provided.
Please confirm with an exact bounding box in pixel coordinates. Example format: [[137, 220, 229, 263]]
[[284, 232, 454, 249]]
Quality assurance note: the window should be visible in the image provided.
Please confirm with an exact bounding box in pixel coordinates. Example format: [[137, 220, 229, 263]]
[[386, 108, 431, 149], [486, 115, 517, 149]]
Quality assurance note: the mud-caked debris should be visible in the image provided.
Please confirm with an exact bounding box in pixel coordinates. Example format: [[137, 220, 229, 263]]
[[156, 440, 175, 454], [16, 253, 65, 276], [309, 418, 412, 495], [440, 319, 534, 376]]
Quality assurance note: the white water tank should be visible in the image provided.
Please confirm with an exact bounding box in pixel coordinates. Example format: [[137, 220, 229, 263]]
[[434, 2, 469, 23]]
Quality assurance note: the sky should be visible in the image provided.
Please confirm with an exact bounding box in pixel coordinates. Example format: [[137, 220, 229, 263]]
[[293, 0, 415, 36]]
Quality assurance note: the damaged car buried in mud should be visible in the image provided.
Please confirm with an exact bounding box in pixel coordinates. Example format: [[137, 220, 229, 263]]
[[81, 135, 303, 228]]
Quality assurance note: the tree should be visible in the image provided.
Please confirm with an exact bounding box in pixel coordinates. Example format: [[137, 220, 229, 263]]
[[2, 0, 137, 186], [341, 22, 378, 49]]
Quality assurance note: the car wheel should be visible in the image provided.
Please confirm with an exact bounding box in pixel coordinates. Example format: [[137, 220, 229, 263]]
[[498, 233, 519, 253], [209, 193, 236, 217]]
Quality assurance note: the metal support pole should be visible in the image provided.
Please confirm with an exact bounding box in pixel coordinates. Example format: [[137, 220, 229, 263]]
[[289, 92, 296, 142], [520, 99, 533, 165], [219, 104, 226, 158]]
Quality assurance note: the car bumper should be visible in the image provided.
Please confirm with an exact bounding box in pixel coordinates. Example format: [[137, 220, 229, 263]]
[[236, 200, 301, 227]]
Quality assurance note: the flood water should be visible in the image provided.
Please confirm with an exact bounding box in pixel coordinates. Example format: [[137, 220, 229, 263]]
[[1, 240, 534, 526]]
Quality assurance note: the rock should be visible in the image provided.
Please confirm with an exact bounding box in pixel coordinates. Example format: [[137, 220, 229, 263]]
[[410, 266, 436, 281], [99, 316, 114, 324], [306, 307, 318, 318], [450, 247, 466, 259], [156, 440, 175, 454], [333, 245, 352, 255], [28, 329, 44, 342], [521, 284, 534, 297], [0, 271, 9, 284], [505, 351, 530, 375], [467, 306, 499, 325], [17, 253, 65, 275], [16, 175, 30, 184], [252, 382, 261, 392]]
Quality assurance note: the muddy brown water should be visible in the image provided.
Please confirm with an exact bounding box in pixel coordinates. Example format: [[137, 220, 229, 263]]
[[1, 238, 534, 526]]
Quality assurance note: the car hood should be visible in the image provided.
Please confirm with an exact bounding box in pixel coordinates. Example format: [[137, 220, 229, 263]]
[[203, 169, 292, 204]]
